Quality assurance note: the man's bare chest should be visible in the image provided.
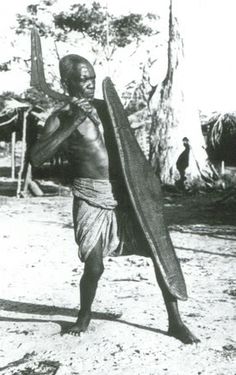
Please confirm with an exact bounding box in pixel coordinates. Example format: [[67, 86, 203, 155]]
[[65, 114, 106, 158], [77, 117, 102, 142]]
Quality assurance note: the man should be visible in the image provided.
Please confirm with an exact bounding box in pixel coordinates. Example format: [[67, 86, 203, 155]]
[[176, 137, 190, 189], [30, 54, 199, 344]]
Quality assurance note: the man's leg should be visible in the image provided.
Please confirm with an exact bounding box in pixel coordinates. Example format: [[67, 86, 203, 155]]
[[67, 237, 104, 336], [153, 263, 200, 344]]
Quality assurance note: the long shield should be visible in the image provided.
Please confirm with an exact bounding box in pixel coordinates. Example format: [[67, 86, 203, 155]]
[[103, 77, 187, 301]]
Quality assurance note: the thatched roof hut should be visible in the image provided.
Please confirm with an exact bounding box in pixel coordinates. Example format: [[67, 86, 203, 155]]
[[0, 96, 49, 196], [0, 96, 47, 142], [201, 112, 236, 166]]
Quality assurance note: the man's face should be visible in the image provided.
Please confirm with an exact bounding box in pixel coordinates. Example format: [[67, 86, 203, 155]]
[[67, 63, 96, 100]]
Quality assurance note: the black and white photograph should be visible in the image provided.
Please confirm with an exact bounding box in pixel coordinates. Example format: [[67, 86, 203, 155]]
[[0, 0, 235, 374]]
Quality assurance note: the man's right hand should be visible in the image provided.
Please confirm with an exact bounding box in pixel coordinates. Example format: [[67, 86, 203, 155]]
[[71, 97, 93, 115], [59, 97, 99, 128]]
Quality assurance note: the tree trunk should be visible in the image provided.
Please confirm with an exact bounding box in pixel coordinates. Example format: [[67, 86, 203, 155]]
[[149, 0, 215, 188], [17, 110, 28, 198]]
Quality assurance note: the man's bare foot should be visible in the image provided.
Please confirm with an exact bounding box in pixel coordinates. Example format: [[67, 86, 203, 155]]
[[65, 311, 91, 336], [168, 323, 200, 344]]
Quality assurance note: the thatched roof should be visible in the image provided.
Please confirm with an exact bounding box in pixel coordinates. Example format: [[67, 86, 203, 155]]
[[0, 96, 50, 144], [0, 97, 30, 113], [0, 96, 48, 129], [201, 111, 236, 143], [0, 98, 30, 129], [201, 111, 236, 164], [200, 111, 236, 128]]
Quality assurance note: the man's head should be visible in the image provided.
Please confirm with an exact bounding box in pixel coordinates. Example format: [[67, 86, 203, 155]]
[[182, 137, 189, 145], [59, 54, 96, 100]]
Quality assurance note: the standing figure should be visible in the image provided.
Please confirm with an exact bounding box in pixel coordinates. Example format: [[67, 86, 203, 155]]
[[30, 54, 199, 344], [176, 137, 190, 189]]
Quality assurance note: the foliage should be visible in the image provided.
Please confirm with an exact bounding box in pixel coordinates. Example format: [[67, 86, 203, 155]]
[[111, 14, 156, 48], [15, 1, 59, 38], [12, 1, 160, 113], [54, 2, 106, 39], [0, 61, 11, 72], [15, 1, 159, 56], [122, 57, 156, 115], [54, 2, 158, 49]]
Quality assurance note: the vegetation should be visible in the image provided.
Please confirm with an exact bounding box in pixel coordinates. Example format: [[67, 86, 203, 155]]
[[0, 0, 233, 191], [15, 1, 158, 61]]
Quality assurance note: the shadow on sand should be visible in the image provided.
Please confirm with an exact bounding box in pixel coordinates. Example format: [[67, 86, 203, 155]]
[[0, 298, 168, 337]]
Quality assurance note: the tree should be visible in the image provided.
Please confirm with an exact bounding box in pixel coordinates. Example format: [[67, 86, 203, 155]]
[[54, 2, 158, 63], [15, 0, 58, 37], [14, 1, 159, 98], [149, 0, 216, 188], [15, 1, 158, 57]]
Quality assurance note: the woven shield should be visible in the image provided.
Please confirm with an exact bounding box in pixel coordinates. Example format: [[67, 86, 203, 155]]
[[103, 77, 187, 300]]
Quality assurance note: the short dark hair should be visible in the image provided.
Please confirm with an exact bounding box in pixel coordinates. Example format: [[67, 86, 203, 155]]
[[59, 54, 92, 83]]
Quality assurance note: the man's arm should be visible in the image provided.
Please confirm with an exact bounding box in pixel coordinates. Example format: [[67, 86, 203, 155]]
[[30, 104, 86, 168]]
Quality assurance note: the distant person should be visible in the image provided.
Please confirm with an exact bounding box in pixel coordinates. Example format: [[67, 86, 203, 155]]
[[176, 137, 190, 189]]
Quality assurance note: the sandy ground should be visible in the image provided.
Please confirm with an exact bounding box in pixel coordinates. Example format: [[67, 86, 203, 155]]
[[0, 182, 235, 374]]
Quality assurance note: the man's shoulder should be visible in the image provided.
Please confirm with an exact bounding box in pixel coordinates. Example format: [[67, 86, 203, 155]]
[[47, 103, 70, 121]]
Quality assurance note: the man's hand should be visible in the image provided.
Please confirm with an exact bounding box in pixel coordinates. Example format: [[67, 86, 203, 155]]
[[71, 97, 93, 114], [64, 97, 99, 127]]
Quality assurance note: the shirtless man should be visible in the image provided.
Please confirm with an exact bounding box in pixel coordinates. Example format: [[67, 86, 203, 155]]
[[30, 54, 199, 344]]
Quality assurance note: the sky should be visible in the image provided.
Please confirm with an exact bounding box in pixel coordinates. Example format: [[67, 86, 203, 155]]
[[185, 0, 236, 113], [0, 0, 236, 112]]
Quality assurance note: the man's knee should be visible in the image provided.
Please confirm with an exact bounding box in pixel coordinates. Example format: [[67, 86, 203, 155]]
[[90, 262, 104, 280], [85, 253, 104, 281]]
